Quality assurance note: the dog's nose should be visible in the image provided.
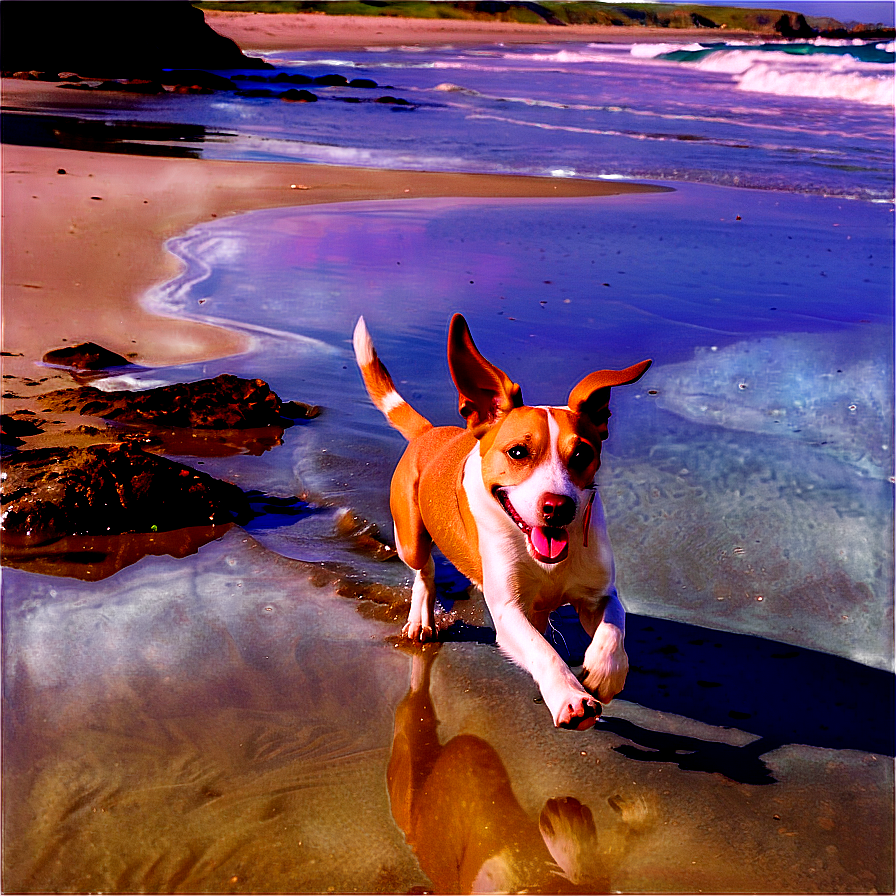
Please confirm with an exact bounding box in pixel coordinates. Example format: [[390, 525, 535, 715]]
[[540, 493, 576, 527]]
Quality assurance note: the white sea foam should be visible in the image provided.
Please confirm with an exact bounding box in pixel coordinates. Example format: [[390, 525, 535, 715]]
[[629, 42, 705, 58], [692, 49, 895, 105], [736, 61, 893, 105], [433, 82, 479, 95], [520, 50, 607, 63]]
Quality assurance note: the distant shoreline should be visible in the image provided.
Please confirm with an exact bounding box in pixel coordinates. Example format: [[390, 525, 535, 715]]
[[203, 9, 766, 51]]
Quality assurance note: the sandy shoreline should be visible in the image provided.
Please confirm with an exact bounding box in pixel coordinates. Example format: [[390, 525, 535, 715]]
[[1, 142, 662, 380], [1, 10, 724, 387], [203, 10, 762, 51]]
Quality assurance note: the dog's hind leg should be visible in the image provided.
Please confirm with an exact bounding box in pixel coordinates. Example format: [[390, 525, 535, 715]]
[[391, 437, 440, 642], [401, 550, 437, 642]]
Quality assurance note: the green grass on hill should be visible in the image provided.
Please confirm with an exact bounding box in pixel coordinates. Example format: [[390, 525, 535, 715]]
[[194, 1, 845, 33]]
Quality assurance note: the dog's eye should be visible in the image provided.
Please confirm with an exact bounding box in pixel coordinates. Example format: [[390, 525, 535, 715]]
[[570, 443, 595, 469], [507, 444, 529, 461]]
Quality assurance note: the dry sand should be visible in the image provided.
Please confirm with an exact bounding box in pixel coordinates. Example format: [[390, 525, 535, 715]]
[[203, 9, 761, 51]]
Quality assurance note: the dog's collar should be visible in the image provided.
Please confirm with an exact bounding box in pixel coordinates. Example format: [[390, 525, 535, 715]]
[[582, 489, 597, 548]]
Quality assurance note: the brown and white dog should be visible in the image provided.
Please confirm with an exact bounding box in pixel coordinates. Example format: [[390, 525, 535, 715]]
[[354, 314, 651, 730]]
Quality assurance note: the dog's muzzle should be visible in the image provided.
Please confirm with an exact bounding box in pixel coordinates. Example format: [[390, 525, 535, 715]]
[[494, 487, 570, 564]]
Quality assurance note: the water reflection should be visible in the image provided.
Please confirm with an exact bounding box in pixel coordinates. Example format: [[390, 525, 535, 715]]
[[3, 529, 894, 893], [388, 645, 647, 894], [0, 110, 221, 158], [0, 523, 233, 581]]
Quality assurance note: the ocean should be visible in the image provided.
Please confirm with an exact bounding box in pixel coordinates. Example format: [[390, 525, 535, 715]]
[[3, 34, 895, 894], [8, 37, 893, 198]]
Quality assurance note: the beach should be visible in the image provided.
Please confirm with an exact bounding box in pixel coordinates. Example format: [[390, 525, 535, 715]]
[[2, 9, 893, 895], [2, 139, 655, 372], [203, 9, 763, 50], [1, 8, 745, 390]]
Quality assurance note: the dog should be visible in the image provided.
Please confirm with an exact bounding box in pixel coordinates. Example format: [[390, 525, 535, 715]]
[[354, 314, 650, 730]]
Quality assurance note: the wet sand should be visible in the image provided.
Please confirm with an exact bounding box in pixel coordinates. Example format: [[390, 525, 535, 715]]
[[1, 141, 659, 375]]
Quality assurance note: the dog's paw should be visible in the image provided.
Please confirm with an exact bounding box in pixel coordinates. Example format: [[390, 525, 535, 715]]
[[580, 660, 628, 705], [582, 627, 629, 704], [554, 691, 601, 730], [539, 797, 598, 884], [401, 620, 435, 642]]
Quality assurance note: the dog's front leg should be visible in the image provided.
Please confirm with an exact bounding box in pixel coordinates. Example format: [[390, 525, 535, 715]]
[[577, 590, 628, 704], [488, 591, 600, 730]]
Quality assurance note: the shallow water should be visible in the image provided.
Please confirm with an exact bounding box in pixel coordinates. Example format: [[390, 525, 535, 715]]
[[3, 35, 895, 896], [132, 183, 893, 666]]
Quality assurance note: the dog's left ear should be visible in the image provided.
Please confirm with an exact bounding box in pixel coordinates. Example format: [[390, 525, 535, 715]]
[[568, 359, 652, 440], [448, 314, 523, 434]]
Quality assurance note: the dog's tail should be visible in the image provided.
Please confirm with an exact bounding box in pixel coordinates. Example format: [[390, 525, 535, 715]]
[[353, 317, 433, 442]]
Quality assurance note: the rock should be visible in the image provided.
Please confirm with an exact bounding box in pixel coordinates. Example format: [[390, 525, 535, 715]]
[[313, 73, 349, 87], [349, 78, 378, 89], [376, 95, 412, 106], [272, 72, 313, 85], [0, 1, 269, 78], [95, 79, 165, 94], [280, 400, 321, 420], [39, 373, 292, 430], [0, 442, 250, 546], [236, 88, 277, 99], [776, 12, 816, 38], [159, 69, 238, 90], [42, 342, 134, 370], [0, 410, 41, 453], [170, 84, 215, 95], [0, 412, 45, 437], [281, 89, 317, 103]]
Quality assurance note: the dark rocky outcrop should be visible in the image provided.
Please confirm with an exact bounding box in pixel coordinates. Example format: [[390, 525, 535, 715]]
[[313, 73, 349, 87], [0, 442, 251, 546], [281, 89, 318, 103], [159, 69, 239, 90], [0, 411, 43, 449], [39, 373, 319, 430], [775, 12, 816, 39], [0, 1, 268, 79], [43, 342, 135, 370]]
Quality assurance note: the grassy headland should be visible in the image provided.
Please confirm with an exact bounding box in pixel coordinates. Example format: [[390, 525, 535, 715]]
[[195, 1, 894, 38]]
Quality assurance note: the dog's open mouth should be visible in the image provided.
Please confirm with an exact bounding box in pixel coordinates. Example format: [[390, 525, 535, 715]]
[[494, 488, 569, 564]]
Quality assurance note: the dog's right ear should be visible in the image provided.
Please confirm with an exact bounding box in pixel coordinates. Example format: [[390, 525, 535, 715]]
[[447, 314, 522, 434]]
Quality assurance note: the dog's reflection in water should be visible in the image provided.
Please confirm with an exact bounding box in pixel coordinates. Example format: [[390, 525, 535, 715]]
[[387, 646, 648, 894]]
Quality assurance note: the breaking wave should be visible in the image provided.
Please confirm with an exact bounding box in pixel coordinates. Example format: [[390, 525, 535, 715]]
[[651, 41, 895, 106]]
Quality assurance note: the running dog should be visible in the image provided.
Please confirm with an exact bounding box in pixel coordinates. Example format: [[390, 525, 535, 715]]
[[354, 314, 650, 730]]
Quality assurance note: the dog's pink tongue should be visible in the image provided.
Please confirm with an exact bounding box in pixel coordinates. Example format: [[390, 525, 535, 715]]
[[531, 526, 568, 560]]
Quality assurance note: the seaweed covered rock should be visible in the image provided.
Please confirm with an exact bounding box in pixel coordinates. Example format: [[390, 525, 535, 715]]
[[0, 442, 250, 546], [40, 373, 318, 430]]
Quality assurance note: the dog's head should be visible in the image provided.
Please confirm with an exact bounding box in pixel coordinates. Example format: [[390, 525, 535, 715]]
[[448, 314, 651, 565]]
